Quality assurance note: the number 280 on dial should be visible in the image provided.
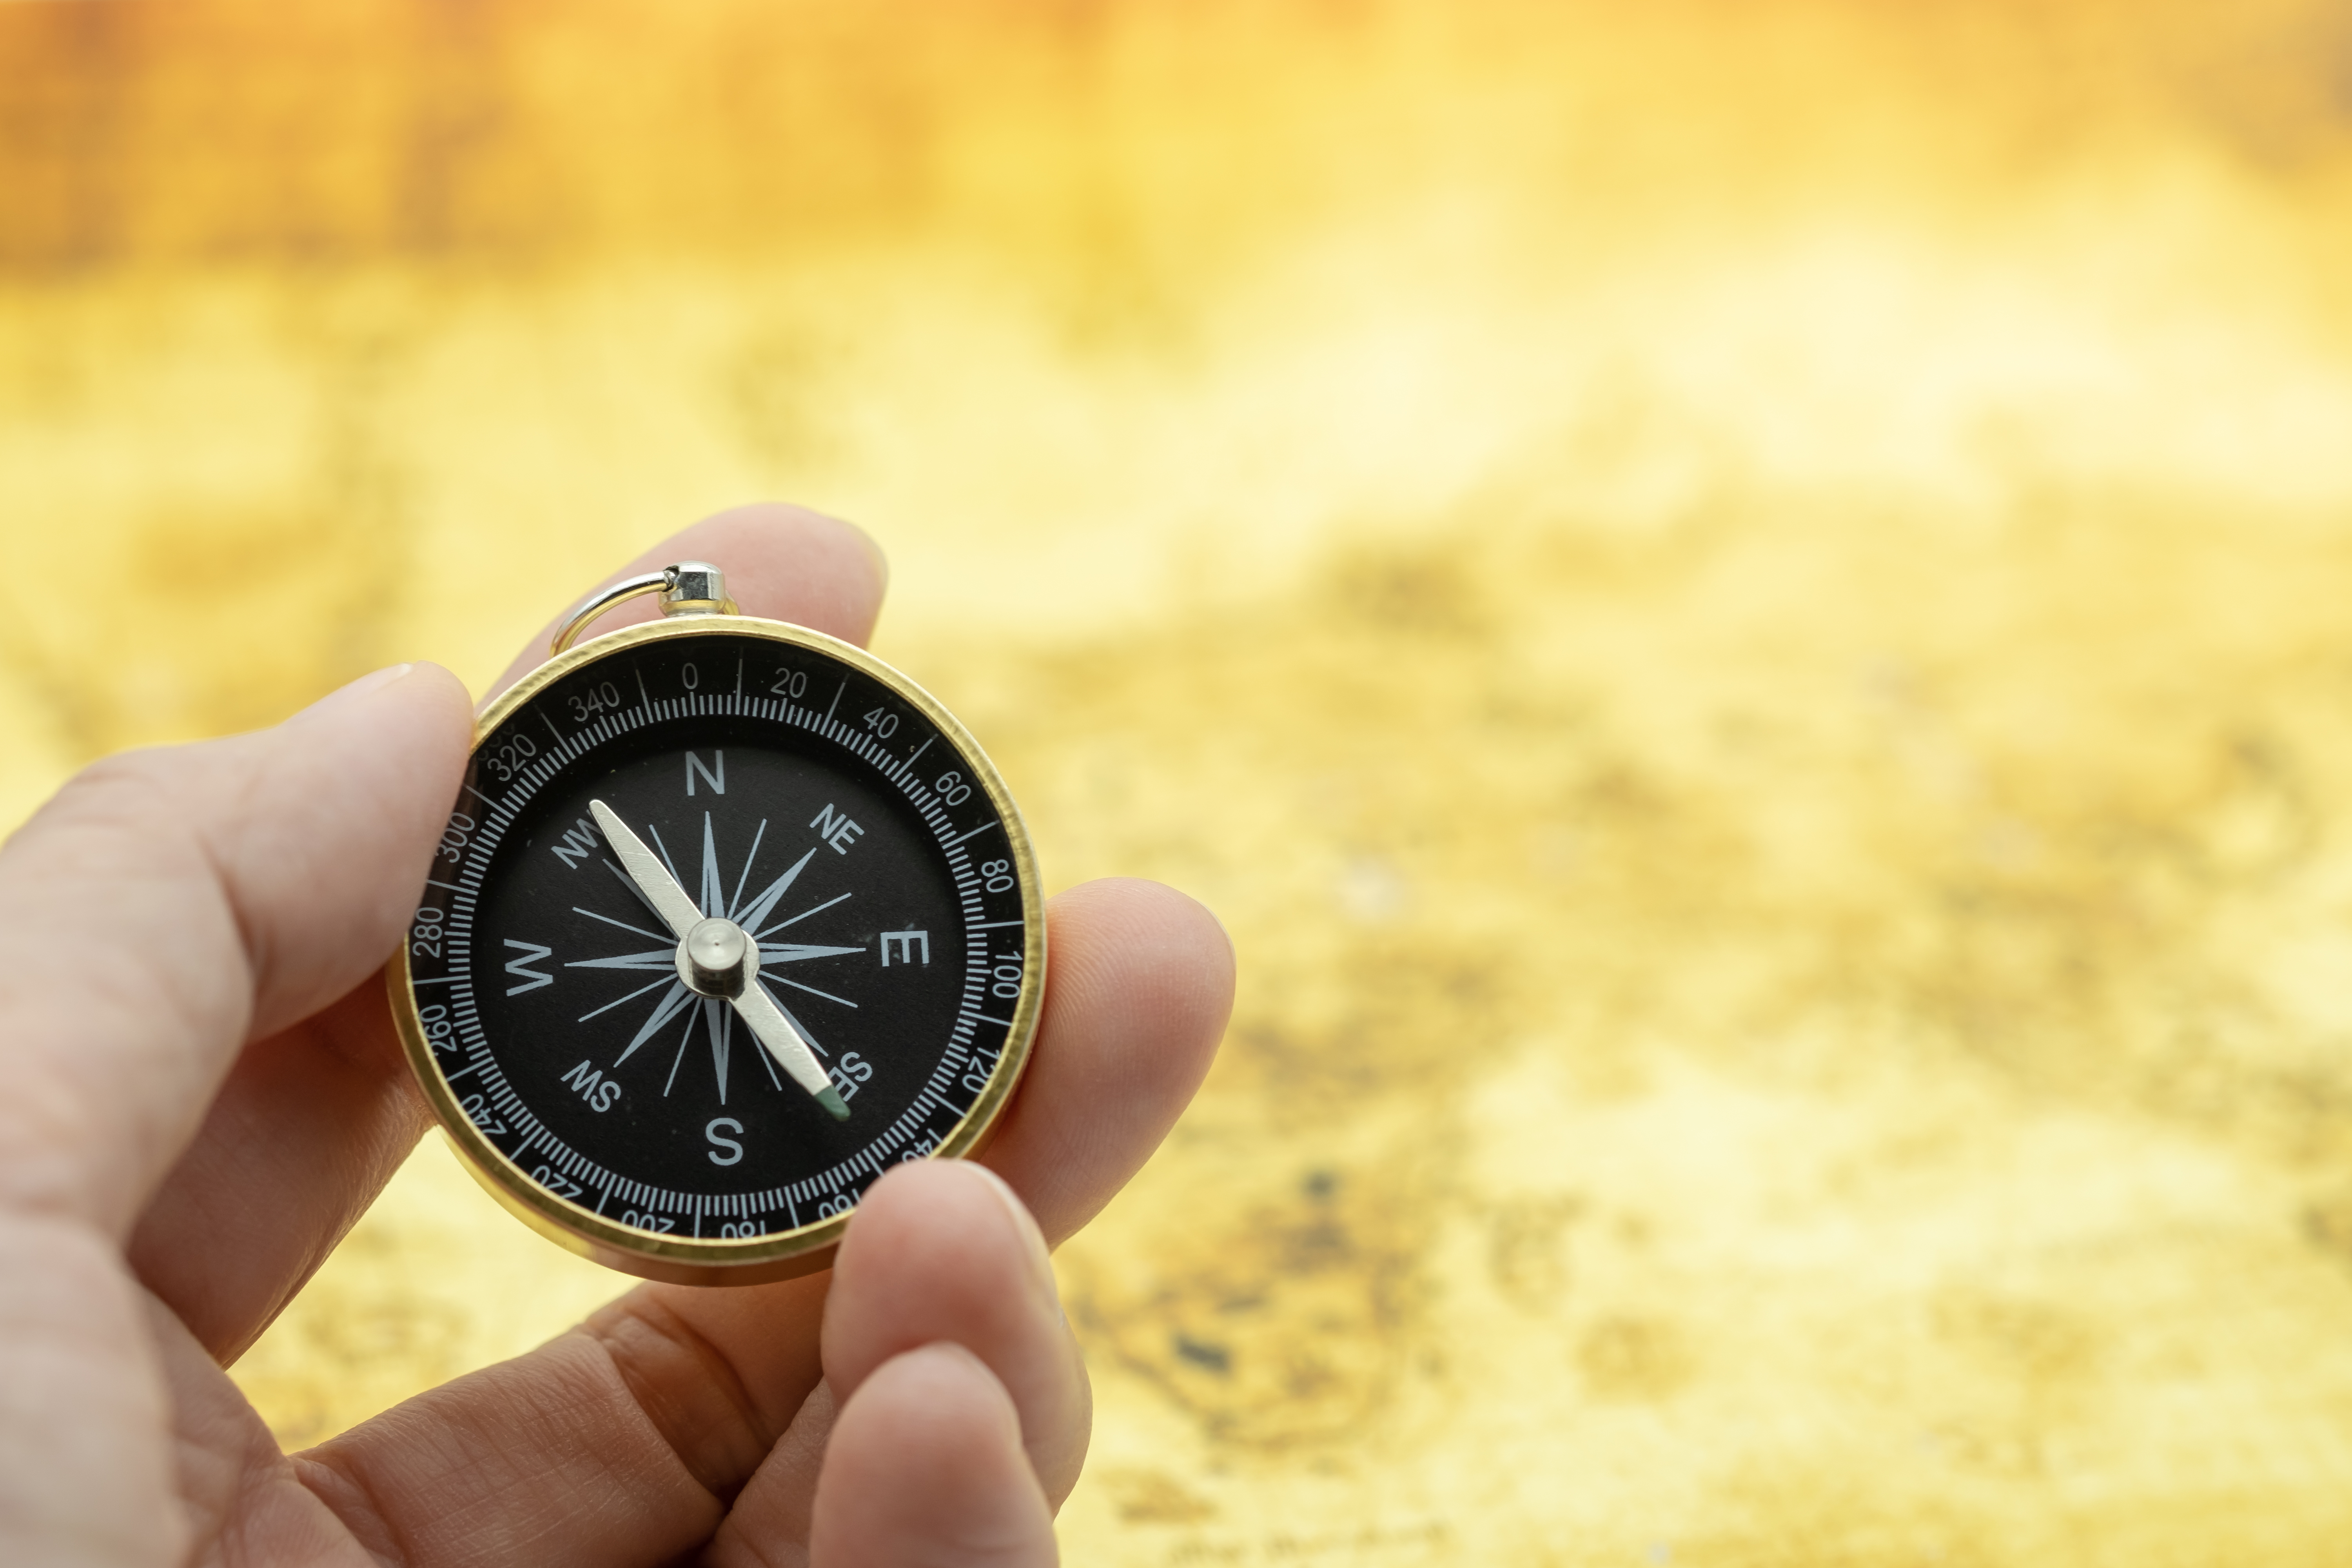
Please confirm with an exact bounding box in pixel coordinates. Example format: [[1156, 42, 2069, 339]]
[[389, 597, 1045, 1285]]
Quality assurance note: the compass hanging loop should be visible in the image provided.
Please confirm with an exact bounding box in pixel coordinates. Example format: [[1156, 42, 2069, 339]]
[[550, 561, 740, 655]]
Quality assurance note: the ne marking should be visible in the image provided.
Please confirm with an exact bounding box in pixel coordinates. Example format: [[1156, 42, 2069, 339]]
[[906, 736, 933, 768], [811, 803, 864, 855]]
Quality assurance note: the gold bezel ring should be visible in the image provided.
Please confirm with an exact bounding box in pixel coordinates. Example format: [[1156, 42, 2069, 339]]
[[385, 615, 1047, 1286]]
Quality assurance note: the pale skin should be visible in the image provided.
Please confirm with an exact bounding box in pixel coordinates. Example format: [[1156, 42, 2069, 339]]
[[0, 505, 1236, 1566]]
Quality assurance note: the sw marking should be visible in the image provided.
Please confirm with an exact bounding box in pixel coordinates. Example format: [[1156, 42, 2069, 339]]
[[559, 1059, 624, 1112]]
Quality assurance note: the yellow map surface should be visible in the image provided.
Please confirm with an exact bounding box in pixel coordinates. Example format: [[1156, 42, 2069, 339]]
[[7, 3, 2352, 1561]]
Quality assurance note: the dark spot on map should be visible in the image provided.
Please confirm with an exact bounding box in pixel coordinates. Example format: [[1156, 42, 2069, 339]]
[[1175, 1334, 1234, 1374]]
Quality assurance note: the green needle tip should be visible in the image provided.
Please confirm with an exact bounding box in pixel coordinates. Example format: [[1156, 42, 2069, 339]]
[[817, 1085, 852, 1122]]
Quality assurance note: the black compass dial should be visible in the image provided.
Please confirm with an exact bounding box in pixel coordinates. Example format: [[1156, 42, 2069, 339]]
[[403, 627, 1035, 1245]]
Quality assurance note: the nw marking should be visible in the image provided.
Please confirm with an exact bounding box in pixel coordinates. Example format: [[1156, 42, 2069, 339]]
[[550, 817, 602, 869]]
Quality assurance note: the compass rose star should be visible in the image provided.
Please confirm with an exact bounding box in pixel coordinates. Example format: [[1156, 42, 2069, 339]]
[[563, 811, 866, 1102]]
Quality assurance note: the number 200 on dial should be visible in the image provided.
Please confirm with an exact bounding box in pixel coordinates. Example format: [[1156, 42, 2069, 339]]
[[389, 616, 1045, 1285]]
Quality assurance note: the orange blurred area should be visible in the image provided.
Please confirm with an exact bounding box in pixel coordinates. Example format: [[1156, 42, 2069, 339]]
[[9, 1, 2352, 1563]]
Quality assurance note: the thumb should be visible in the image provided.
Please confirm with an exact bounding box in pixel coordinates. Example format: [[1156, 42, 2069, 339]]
[[0, 662, 473, 1236]]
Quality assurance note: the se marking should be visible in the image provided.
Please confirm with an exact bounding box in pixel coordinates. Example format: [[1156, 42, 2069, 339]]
[[829, 1050, 875, 1103]]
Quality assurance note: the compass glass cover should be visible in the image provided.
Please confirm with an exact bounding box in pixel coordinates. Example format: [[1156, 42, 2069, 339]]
[[402, 627, 1036, 1249]]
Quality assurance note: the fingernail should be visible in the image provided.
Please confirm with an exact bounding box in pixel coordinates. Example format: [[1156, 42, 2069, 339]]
[[287, 663, 414, 725], [968, 1162, 1056, 1299]]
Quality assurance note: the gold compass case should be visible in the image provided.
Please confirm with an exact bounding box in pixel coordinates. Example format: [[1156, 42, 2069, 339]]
[[387, 569, 1046, 1286]]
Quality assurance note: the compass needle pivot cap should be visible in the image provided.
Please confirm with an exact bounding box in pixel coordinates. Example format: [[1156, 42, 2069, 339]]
[[679, 917, 755, 998]]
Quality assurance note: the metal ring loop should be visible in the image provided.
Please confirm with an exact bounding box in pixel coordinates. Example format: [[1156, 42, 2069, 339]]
[[550, 570, 673, 656]]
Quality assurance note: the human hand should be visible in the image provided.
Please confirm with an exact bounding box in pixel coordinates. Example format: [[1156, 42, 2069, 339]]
[[0, 505, 1235, 1566]]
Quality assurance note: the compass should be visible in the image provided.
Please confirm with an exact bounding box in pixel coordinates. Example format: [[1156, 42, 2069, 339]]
[[387, 562, 1044, 1285]]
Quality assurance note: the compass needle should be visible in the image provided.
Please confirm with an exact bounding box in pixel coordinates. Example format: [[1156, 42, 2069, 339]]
[[602, 860, 670, 926], [734, 980, 852, 1120], [590, 800, 706, 938], [393, 573, 1040, 1280], [589, 798, 842, 1111]]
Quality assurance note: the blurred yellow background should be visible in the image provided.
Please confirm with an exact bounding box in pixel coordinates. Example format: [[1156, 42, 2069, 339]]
[[10, 0, 2352, 1561]]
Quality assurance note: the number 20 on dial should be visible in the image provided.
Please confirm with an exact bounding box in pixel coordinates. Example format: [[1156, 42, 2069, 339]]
[[388, 562, 1046, 1284]]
